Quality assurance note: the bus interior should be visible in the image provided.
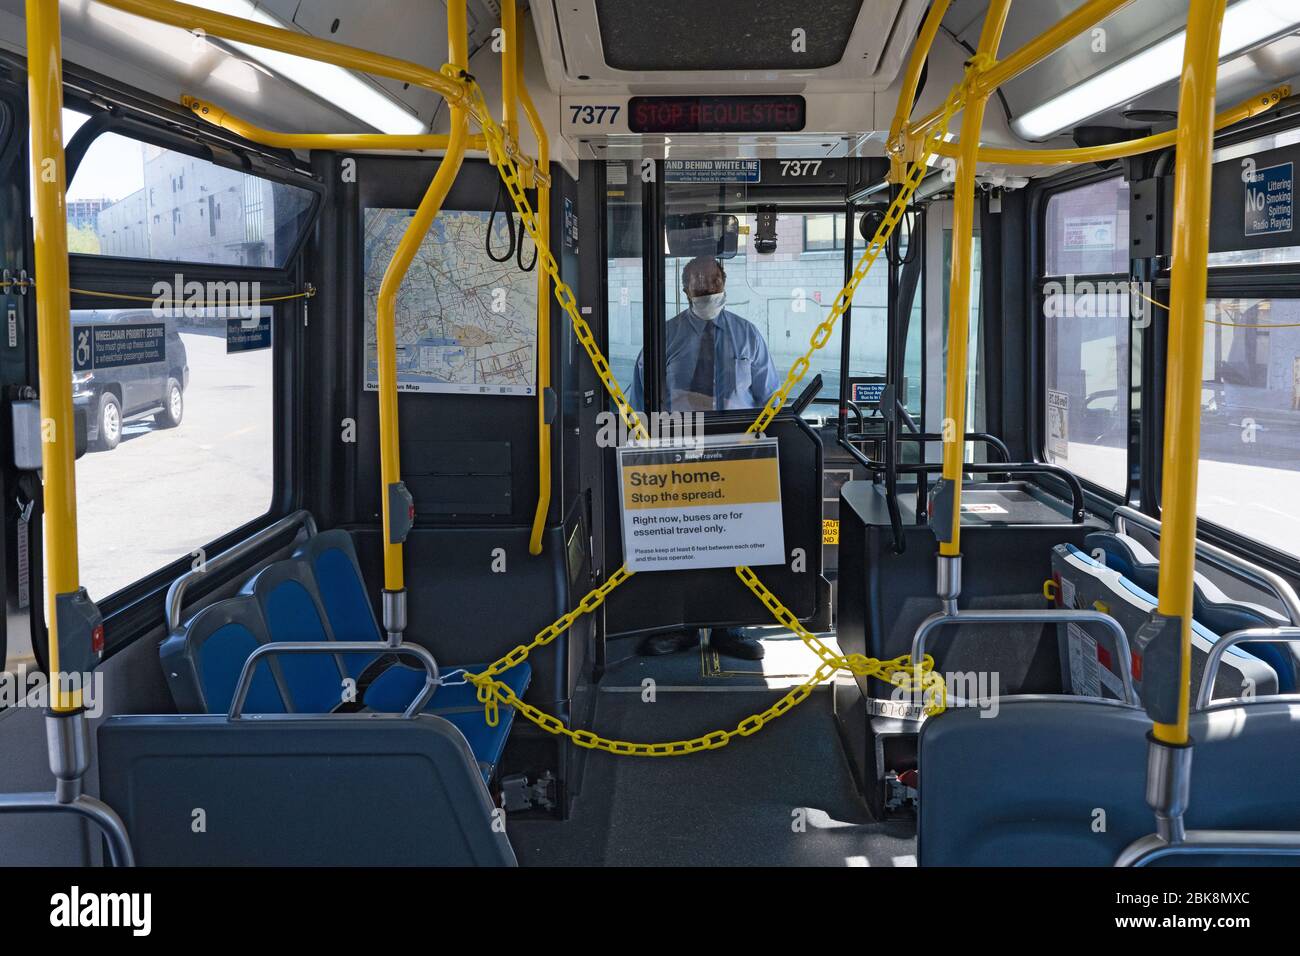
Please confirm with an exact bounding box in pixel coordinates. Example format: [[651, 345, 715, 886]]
[[1, 0, 1299, 873]]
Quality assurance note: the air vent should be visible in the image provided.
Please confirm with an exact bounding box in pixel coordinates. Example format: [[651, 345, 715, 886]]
[[594, 0, 864, 71]]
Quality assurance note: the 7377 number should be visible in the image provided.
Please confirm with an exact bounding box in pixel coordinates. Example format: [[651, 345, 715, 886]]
[[569, 105, 621, 125]]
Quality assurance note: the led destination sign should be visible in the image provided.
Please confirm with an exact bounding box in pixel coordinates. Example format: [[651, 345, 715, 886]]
[[628, 95, 806, 134]]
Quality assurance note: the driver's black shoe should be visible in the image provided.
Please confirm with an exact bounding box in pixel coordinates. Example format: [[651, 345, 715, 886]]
[[709, 628, 765, 660], [637, 630, 697, 656]]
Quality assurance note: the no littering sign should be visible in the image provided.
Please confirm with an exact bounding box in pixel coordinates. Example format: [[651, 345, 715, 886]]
[[617, 436, 784, 572]]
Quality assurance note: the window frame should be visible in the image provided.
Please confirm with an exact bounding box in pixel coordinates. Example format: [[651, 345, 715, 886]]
[[802, 212, 845, 253], [1029, 119, 1300, 581], [31, 85, 321, 658], [1150, 266, 1300, 572], [64, 105, 321, 273], [1029, 166, 1137, 508], [648, 193, 864, 415]]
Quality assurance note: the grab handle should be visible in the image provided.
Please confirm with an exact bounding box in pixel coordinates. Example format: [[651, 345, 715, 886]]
[[228, 640, 440, 719], [910, 607, 1138, 705], [1195, 626, 1300, 709]]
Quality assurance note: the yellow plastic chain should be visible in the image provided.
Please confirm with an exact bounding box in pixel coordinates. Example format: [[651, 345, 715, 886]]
[[747, 77, 967, 436], [444, 61, 973, 753]]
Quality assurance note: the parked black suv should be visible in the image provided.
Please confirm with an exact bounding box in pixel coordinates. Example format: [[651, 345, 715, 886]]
[[71, 310, 189, 451]]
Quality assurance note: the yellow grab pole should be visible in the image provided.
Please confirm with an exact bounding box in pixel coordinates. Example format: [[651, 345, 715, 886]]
[[182, 96, 486, 151], [932, 85, 1289, 167], [886, 0, 951, 182], [519, 9, 553, 557], [27, 0, 91, 711], [502, 0, 520, 147], [374, 0, 470, 600], [936, 0, 1011, 558], [1152, 0, 1227, 745], [907, 0, 1133, 143]]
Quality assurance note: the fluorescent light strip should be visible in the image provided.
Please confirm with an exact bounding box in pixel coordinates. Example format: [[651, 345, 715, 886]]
[[182, 0, 426, 135], [1013, 0, 1300, 140]]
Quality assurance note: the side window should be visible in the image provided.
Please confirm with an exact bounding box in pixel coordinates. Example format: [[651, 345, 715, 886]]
[[67, 131, 313, 267], [56, 127, 298, 602], [1197, 298, 1300, 558], [606, 164, 642, 402], [1041, 177, 1132, 494], [69, 306, 276, 600]]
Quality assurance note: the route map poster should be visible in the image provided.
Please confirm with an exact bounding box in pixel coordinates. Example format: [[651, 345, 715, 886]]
[[363, 207, 539, 396]]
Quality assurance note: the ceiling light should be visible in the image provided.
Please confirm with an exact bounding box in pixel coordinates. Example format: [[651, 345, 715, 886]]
[[179, 0, 425, 135], [1012, 0, 1300, 140]]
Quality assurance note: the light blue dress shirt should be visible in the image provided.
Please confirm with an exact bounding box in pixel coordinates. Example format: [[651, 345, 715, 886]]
[[628, 308, 781, 412]]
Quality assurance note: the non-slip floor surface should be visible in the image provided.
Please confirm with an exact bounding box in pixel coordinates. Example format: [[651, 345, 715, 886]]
[[511, 632, 918, 866]]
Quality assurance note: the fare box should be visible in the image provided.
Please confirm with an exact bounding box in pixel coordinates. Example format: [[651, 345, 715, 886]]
[[617, 435, 784, 572]]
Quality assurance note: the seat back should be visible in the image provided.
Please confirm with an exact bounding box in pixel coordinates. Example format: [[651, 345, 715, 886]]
[[1052, 543, 1277, 702], [1086, 531, 1296, 690], [919, 696, 1300, 866], [293, 528, 385, 677], [245, 559, 350, 713], [159, 595, 285, 714], [98, 713, 516, 866], [918, 698, 1153, 866]]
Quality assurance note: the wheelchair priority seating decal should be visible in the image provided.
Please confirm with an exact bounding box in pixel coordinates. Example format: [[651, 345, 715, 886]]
[[617, 436, 784, 572]]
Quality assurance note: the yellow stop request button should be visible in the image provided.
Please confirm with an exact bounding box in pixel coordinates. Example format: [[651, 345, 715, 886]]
[[617, 436, 784, 572]]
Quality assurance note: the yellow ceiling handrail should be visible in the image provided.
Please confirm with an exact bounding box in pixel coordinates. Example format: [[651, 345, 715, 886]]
[[932, 85, 1291, 166], [905, 0, 1135, 144], [181, 95, 486, 152], [96, 0, 468, 105]]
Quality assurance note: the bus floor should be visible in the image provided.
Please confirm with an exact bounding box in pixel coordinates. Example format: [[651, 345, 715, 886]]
[[509, 630, 918, 867]]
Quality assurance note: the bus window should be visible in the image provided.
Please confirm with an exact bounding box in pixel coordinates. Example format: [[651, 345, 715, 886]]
[[64, 306, 275, 601], [66, 132, 314, 267], [1041, 178, 1132, 493], [1197, 298, 1300, 557], [661, 210, 851, 410], [606, 162, 642, 401]]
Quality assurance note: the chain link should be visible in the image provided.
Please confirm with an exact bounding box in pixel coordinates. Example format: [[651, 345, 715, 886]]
[[445, 64, 972, 753], [746, 77, 968, 435]]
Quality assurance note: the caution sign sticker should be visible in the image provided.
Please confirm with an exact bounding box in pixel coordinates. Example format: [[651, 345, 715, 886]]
[[618, 436, 784, 572]]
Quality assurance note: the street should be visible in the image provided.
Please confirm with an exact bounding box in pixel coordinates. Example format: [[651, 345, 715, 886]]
[[74, 328, 274, 602]]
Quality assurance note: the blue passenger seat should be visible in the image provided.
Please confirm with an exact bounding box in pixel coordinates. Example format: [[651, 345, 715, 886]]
[[1086, 531, 1297, 691], [159, 527, 531, 782]]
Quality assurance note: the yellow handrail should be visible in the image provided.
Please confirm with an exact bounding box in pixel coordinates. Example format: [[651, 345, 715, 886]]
[[931, 85, 1290, 166], [886, 0, 951, 181], [97, 0, 466, 105], [1152, 0, 1227, 745], [27, 0, 83, 711], [502, 0, 520, 147], [517, 5, 554, 557], [181, 95, 487, 152], [906, 0, 1134, 144], [936, 1, 1012, 558], [373, 2, 471, 594]]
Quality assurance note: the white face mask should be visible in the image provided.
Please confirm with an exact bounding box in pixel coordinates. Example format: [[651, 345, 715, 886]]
[[689, 292, 726, 321]]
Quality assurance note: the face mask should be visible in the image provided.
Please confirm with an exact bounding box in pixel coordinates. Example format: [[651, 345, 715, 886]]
[[689, 292, 726, 321]]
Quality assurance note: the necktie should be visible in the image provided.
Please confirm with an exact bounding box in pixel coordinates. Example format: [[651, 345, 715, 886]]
[[686, 321, 716, 409]]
